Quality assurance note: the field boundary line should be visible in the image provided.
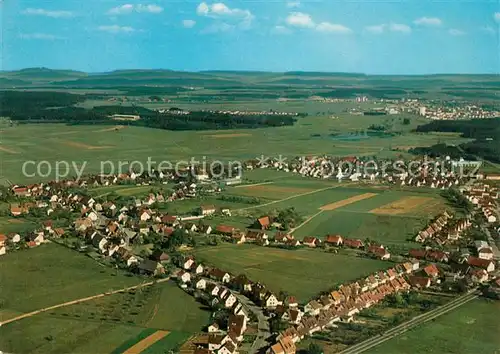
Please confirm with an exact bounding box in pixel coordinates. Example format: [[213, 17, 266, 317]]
[[233, 181, 275, 188], [233, 184, 344, 212], [122, 330, 170, 354], [290, 210, 325, 235], [0, 278, 170, 327]]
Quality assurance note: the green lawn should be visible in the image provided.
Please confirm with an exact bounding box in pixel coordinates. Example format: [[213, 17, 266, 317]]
[[366, 299, 500, 354], [194, 244, 389, 302], [0, 244, 141, 315], [0, 314, 145, 354]]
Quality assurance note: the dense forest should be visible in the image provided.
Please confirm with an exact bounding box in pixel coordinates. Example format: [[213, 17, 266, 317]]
[[0, 91, 300, 130], [412, 118, 500, 163]]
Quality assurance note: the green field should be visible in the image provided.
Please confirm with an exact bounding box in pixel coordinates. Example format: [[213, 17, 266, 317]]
[[366, 299, 500, 354], [0, 314, 145, 354], [194, 244, 389, 302], [0, 244, 141, 316], [0, 244, 210, 353], [0, 110, 469, 184], [224, 180, 445, 248]]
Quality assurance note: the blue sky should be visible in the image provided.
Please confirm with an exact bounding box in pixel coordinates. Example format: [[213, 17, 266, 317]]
[[2, 0, 500, 74]]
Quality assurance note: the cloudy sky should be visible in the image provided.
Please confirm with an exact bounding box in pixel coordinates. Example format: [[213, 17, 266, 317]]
[[2, 0, 500, 74]]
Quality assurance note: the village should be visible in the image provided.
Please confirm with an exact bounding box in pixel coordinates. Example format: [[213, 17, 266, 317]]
[[1, 155, 499, 354]]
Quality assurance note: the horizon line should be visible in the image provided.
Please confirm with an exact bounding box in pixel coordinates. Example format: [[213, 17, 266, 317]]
[[1, 67, 499, 77]]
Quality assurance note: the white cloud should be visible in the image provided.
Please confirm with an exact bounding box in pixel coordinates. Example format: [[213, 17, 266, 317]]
[[201, 22, 234, 34], [196, 2, 254, 30], [494, 12, 500, 22], [316, 22, 352, 34], [196, 2, 253, 21], [286, 1, 301, 8], [197, 2, 210, 15], [19, 33, 65, 40], [108, 4, 163, 15], [98, 25, 136, 33], [448, 28, 465, 36], [272, 25, 292, 34], [183, 19, 196, 28], [286, 12, 314, 28], [365, 24, 386, 34], [389, 23, 411, 33], [413, 17, 442, 26], [480, 26, 495, 34], [22, 8, 74, 18]]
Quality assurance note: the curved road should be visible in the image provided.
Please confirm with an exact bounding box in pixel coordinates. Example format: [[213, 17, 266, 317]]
[[340, 290, 479, 354]]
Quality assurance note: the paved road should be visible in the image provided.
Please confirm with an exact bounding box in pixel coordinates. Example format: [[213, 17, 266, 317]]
[[339, 290, 479, 354], [233, 292, 271, 354]]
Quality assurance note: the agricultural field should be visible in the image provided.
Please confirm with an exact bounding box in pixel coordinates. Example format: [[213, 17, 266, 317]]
[[0, 245, 209, 353], [0, 108, 470, 184], [193, 244, 390, 301], [0, 314, 145, 354], [366, 299, 500, 354], [224, 179, 446, 248], [0, 244, 142, 316]]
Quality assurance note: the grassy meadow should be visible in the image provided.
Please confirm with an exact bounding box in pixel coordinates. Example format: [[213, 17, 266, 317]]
[[0, 244, 209, 353], [0, 107, 469, 184], [366, 299, 500, 354], [193, 244, 389, 302]]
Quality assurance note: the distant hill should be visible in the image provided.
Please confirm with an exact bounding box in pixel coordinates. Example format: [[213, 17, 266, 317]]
[[0, 68, 498, 91]]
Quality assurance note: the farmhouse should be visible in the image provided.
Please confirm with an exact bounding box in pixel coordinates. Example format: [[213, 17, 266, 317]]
[[368, 245, 390, 260], [256, 216, 271, 230], [200, 205, 216, 216], [343, 238, 364, 249], [422, 264, 440, 278], [324, 234, 343, 246], [467, 257, 495, 272], [216, 225, 236, 236], [302, 236, 321, 248], [478, 247, 494, 260]]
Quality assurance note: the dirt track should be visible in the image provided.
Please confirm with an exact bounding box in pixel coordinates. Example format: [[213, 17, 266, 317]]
[[320, 193, 377, 211], [123, 330, 170, 354], [0, 278, 170, 327]]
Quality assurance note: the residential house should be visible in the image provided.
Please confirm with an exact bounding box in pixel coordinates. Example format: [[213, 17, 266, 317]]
[[423, 264, 440, 278], [304, 300, 322, 316], [223, 293, 238, 308], [470, 268, 489, 283], [302, 236, 321, 248], [8, 233, 21, 244], [195, 278, 207, 290], [232, 233, 246, 244], [216, 225, 236, 236], [368, 245, 390, 260], [256, 216, 271, 230], [0, 234, 7, 248], [268, 336, 296, 354], [137, 260, 164, 276], [183, 257, 195, 270], [324, 234, 343, 246], [409, 276, 431, 289], [467, 257, 495, 272], [264, 293, 281, 309], [343, 238, 364, 249], [207, 323, 220, 333], [176, 270, 191, 284], [478, 247, 494, 260], [209, 268, 231, 283], [200, 205, 216, 216], [151, 249, 170, 263]]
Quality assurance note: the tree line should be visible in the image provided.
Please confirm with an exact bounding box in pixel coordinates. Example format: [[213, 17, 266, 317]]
[[0, 90, 301, 130]]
